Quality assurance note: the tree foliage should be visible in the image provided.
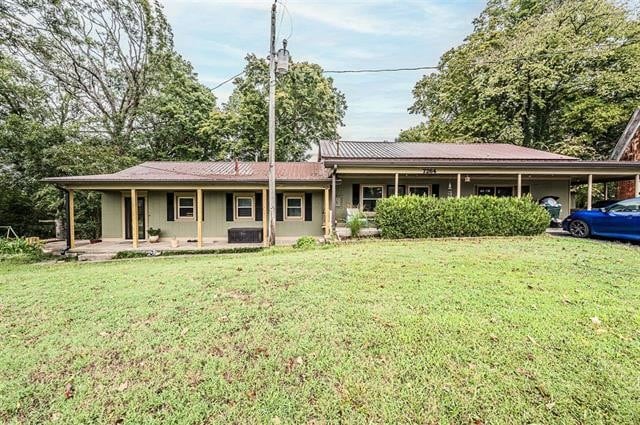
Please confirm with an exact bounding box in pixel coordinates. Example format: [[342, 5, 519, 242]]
[[200, 54, 347, 161], [401, 0, 640, 159]]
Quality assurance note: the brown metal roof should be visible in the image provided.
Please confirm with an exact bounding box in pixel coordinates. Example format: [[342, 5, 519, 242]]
[[44, 161, 329, 184], [319, 140, 577, 161]]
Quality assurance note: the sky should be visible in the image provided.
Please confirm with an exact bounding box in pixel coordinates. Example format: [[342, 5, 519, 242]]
[[161, 0, 486, 141]]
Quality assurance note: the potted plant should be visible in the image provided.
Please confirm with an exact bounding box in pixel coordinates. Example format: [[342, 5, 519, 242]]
[[148, 228, 161, 243]]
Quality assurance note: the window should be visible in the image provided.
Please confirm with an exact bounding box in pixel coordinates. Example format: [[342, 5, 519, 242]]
[[477, 186, 530, 197], [285, 194, 303, 220], [234, 195, 254, 220], [362, 185, 383, 212], [609, 199, 640, 212], [408, 186, 431, 196], [386, 185, 406, 196], [177, 196, 195, 219]]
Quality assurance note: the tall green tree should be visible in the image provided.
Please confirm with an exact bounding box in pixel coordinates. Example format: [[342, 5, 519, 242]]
[[1, 0, 173, 151], [401, 0, 640, 159], [200, 54, 347, 161]]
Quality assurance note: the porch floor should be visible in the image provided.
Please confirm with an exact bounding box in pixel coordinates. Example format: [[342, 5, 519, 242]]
[[45, 237, 303, 255]]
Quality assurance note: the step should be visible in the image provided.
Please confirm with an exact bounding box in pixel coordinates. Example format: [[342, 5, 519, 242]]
[[77, 253, 116, 262]]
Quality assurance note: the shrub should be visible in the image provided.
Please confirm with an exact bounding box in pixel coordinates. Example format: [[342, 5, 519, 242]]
[[375, 195, 550, 239], [0, 237, 45, 262], [294, 236, 317, 249], [148, 228, 161, 237], [346, 211, 367, 238]]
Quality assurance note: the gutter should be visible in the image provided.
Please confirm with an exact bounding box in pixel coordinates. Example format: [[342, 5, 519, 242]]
[[56, 185, 72, 254], [321, 159, 640, 169]]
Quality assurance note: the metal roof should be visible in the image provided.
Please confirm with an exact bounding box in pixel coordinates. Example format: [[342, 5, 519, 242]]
[[44, 161, 329, 184], [319, 140, 577, 161]]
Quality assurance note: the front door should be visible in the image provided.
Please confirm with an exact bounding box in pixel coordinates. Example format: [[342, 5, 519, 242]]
[[124, 196, 146, 240]]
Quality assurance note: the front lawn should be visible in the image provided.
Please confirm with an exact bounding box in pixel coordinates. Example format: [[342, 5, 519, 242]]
[[1, 237, 639, 423]]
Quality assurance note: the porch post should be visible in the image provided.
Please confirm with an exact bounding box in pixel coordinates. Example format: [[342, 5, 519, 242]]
[[394, 173, 399, 196], [587, 174, 593, 211], [131, 188, 138, 248], [196, 188, 203, 248], [68, 189, 75, 249], [517, 173, 522, 198], [262, 188, 268, 246], [331, 172, 336, 231], [324, 187, 331, 237], [635, 174, 640, 197], [456, 173, 461, 198]]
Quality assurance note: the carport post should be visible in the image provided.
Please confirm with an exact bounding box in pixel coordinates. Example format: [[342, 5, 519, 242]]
[[517, 174, 522, 198], [587, 174, 593, 211], [456, 173, 461, 198], [636, 174, 640, 197]]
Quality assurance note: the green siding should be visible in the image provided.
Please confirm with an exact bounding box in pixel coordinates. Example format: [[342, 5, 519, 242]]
[[101, 190, 324, 240], [334, 177, 571, 221], [101, 191, 122, 238]]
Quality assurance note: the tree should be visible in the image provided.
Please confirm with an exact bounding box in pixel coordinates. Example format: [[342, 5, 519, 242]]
[[136, 53, 217, 160], [402, 0, 640, 159], [200, 54, 347, 161], [1, 0, 173, 151]]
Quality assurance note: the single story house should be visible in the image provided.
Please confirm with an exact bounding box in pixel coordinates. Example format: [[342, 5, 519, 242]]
[[45, 141, 640, 248]]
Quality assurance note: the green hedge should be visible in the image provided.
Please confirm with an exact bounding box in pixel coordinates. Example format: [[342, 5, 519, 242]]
[[375, 195, 550, 239]]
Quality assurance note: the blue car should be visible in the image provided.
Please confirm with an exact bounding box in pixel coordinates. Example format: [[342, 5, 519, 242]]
[[562, 197, 640, 241]]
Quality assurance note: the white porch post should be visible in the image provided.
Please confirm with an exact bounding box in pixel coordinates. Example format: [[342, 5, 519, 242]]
[[196, 188, 203, 248], [324, 188, 331, 237], [394, 173, 399, 196], [456, 173, 461, 198], [517, 173, 522, 198], [131, 188, 138, 248], [587, 174, 593, 211], [635, 174, 640, 197]]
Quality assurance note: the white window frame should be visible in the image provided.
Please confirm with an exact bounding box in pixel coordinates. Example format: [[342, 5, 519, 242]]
[[176, 194, 196, 220], [361, 185, 384, 213], [284, 193, 304, 221], [407, 185, 431, 196], [234, 193, 255, 221]]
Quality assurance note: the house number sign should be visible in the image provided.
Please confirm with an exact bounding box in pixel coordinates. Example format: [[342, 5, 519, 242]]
[[422, 168, 437, 175]]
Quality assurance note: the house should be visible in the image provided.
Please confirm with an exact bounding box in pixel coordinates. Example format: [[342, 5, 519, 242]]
[[610, 108, 640, 199], [45, 141, 640, 248]]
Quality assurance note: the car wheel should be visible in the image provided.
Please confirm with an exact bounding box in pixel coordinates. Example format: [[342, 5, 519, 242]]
[[569, 220, 590, 238]]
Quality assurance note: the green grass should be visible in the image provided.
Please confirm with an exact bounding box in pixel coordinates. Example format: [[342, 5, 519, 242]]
[[1, 236, 639, 424]]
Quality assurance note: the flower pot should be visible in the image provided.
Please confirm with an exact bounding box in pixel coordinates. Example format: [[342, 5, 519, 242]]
[[170, 238, 179, 248], [149, 235, 160, 243]]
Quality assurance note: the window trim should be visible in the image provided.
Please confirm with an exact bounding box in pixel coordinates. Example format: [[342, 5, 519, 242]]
[[176, 194, 196, 221], [233, 193, 255, 221], [407, 185, 432, 196], [284, 193, 304, 221], [360, 185, 385, 213]]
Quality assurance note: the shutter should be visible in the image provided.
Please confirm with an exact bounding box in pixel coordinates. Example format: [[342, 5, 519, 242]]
[[201, 192, 205, 221], [432, 184, 440, 198], [255, 192, 263, 221], [276, 193, 283, 221], [352, 184, 360, 207], [226, 193, 233, 221], [304, 193, 313, 221], [166, 192, 174, 221]]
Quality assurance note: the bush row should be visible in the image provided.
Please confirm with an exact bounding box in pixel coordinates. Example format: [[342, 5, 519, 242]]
[[0, 237, 46, 263], [375, 195, 550, 239]]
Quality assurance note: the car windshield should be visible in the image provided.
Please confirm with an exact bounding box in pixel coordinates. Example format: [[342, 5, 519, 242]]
[[608, 199, 640, 213]]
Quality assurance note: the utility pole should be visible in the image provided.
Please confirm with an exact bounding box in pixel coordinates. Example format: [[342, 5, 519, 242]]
[[267, 1, 277, 246]]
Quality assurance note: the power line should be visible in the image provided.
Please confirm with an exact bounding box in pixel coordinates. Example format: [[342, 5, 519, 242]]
[[211, 71, 245, 90], [324, 65, 439, 74]]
